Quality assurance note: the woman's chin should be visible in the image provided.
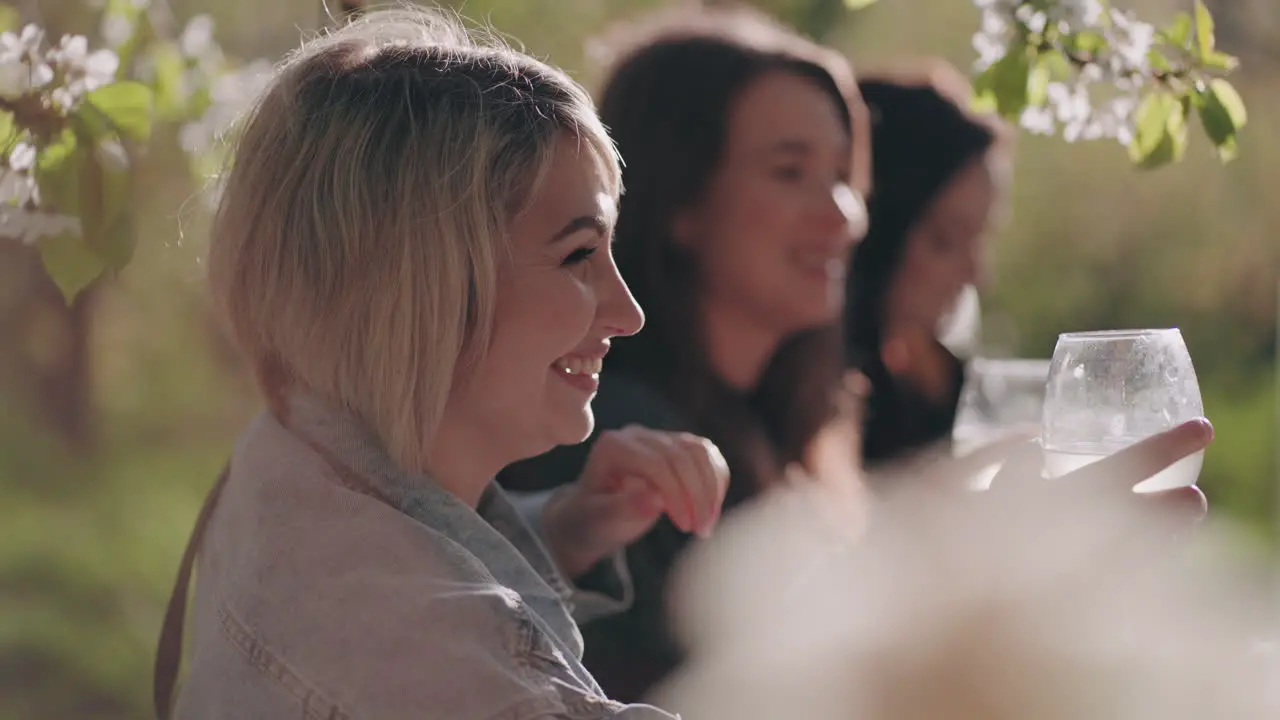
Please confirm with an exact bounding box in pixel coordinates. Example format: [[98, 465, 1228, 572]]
[[784, 309, 842, 336], [547, 408, 595, 448]]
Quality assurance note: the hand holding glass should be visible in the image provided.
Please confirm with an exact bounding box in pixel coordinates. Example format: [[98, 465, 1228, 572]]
[[1041, 329, 1204, 492]]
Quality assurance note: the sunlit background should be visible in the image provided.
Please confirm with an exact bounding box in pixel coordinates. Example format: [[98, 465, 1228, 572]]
[[2, 0, 1276, 716]]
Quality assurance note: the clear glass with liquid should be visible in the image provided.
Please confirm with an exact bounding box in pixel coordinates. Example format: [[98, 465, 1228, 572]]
[[1041, 329, 1204, 492], [1043, 448, 1205, 493]]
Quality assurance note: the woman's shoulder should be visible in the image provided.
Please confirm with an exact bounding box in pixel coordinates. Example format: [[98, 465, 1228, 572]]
[[185, 414, 589, 718], [209, 411, 518, 605]]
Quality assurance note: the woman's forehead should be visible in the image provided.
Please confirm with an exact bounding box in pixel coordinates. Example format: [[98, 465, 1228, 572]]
[[726, 72, 849, 152]]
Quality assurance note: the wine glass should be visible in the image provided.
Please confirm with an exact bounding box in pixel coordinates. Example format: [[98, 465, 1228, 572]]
[[952, 358, 1051, 489], [1041, 328, 1203, 492]]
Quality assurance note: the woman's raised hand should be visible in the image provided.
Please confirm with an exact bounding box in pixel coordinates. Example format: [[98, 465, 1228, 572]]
[[542, 426, 730, 578]]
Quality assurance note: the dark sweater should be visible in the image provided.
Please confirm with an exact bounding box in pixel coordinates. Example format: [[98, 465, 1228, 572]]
[[859, 342, 967, 470], [498, 373, 696, 703]]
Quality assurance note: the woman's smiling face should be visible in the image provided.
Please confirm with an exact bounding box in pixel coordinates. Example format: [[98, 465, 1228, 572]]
[[440, 134, 645, 465]]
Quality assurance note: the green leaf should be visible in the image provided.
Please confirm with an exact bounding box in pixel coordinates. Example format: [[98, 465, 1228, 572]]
[[81, 149, 132, 268], [969, 91, 997, 115], [1209, 78, 1247, 129], [72, 103, 116, 144], [0, 110, 16, 154], [1147, 48, 1173, 73], [88, 149, 134, 270], [1027, 55, 1052, 107], [843, 0, 879, 8], [0, 4, 18, 33], [101, 213, 135, 271], [1194, 0, 1215, 58], [187, 84, 213, 119], [1197, 79, 1248, 162], [23, 129, 104, 303], [83, 82, 154, 142], [106, 0, 142, 17], [1160, 12, 1193, 48], [149, 42, 190, 120], [1180, 92, 1194, 122], [34, 130, 81, 215], [1206, 131, 1238, 162], [38, 231, 105, 304], [1129, 92, 1172, 162], [1164, 95, 1190, 166], [107, 7, 148, 78], [973, 48, 1032, 119], [67, 115, 135, 269], [1065, 30, 1107, 56], [1129, 91, 1188, 169], [36, 129, 78, 171], [1201, 49, 1240, 71], [1039, 50, 1073, 81]]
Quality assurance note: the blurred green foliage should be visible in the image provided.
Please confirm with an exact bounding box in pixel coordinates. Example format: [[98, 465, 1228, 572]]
[[0, 0, 1274, 716]]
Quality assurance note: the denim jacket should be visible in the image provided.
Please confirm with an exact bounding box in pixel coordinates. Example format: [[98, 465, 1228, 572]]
[[174, 396, 678, 719]]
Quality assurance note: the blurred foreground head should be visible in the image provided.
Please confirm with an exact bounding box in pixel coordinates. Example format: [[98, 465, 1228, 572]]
[[656, 471, 1279, 719]]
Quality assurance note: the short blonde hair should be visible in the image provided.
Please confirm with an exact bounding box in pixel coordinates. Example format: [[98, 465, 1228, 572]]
[[207, 6, 620, 471]]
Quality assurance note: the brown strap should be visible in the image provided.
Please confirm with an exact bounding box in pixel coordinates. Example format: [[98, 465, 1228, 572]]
[[153, 462, 232, 720], [151, 431, 386, 718]]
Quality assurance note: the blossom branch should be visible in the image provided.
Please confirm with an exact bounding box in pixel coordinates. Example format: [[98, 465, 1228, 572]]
[[970, 0, 1247, 166]]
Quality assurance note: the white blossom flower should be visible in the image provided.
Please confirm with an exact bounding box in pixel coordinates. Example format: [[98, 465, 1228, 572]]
[[96, 139, 129, 172], [180, 59, 274, 156], [0, 168, 38, 207], [9, 141, 35, 172], [45, 34, 119, 109], [178, 121, 208, 156], [975, 1, 1155, 146], [82, 48, 120, 88], [46, 34, 87, 65], [1108, 9, 1155, 75], [1060, 0, 1104, 27], [972, 7, 1012, 71], [1045, 81, 1091, 141], [0, 24, 54, 98], [0, 64, 27, 98], [180, 15, 215, 58], [100, 14, 133, 49], [50, 85, 76, 110], [3, 25, 45, 61], [0, 208, 80, 245], [30, 61, 54, 89], [1019, 105, 1056, 135], [1014, 4, 1047, 34], [1095, 93, 1140, 145]]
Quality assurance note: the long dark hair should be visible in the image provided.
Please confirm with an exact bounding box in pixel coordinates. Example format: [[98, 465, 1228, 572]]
[[597, 7, 865, 497], [844, 69, 1004, 368]]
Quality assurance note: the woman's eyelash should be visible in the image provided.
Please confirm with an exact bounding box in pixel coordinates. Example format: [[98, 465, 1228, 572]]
[[562, 246, 597, 266]]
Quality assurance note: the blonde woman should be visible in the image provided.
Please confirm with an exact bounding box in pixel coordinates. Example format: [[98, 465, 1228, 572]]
[[154, 8, 726, 719]]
